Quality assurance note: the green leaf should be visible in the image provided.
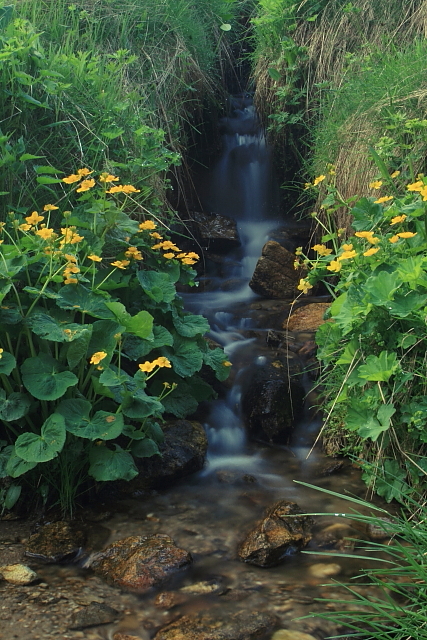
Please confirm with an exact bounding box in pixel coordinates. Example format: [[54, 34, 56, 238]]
[[122, 325, 173, 360], [202, 347, 231, 381], [56, 399, 124, 440], [160, 382, 198, 418], [66, 326, 93, 369], [88, 320, 124, 356], [0, 444, 13, 478], [220, 23, 232, 31], [0, 255, 26, 278], [0, 282, 12, 304], [4, 484, 21, 510], [351, 197, 384, 230], [19, 154, 43, 161], [0, 391, 31, 421], [23, 286, 60, 300], [5, 448, 37, 478], [376, 460, 409, 503], [137, 270, 176, 303], [364, 271, 400, 306], [56, 284, 115, 319], [377, 403, 396, 428], [131, 438, 160, 458], [88, 444, 138, 481], [21, 354, 78, 400], [36, 176, 62, 185], [34, 165, 63, 174], [172, 309, 209, 338], [26, 313, 89, 342], [0, 350, 16, 375], [15, 414, 66, 462], [122, 390, 163, 419], [163, 335, 203, 377], [336, 339, 358, 365], [267, 67, 281, 81], [347, 399, 374, 432], [358, 351, 399, 382], [99, 367, 131, 387], [0, 5, 14, 30], [104, 301, 153, 339], [387, 292, 427, 318]]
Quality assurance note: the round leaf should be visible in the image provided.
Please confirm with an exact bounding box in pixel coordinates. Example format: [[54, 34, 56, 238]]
[[0, 392, 31, 421], [132, 438, 160, 458], [5, 448, 37, 477], [88, 445, 138, 481], [0, 350, 17, 375], [21, 354, 78, 400], [63, 409, 124, 440], [15, 413, 66, 462]]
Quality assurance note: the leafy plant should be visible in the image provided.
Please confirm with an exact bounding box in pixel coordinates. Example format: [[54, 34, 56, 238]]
[[0, 169, 231, 515]]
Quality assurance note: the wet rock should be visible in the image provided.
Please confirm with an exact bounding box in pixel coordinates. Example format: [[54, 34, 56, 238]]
[[155, 590, 187, 609], [320, 460, 345, 476], [307, 563, 341, 579], [154, 611, 278, 640], [126, 420, 208, 491], [313, 523, 357, 548], [180, 578, 226, 595], [367, 517, 396, 540], [69, 601, 119, 629], [242, 356, 305, 444], [284, 303, 331, 331], [190, 211, 240, 252], [249, 241, 301, 299], [25, 521, 86, 562], [0, 563, 38, 585], [90, 534, 192, 593], [271, 632, 317, 640], [114, 635, 145, 640], [238, 501, 313, 567]]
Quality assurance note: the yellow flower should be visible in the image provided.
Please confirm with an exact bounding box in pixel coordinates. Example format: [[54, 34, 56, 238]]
[[43, 204, 59, 211], [389, 235, 400, 243], [181, 258, 197, 265], [304, 182, 312, 190], [374, 196, 393, 204], [90, 351, 108, 365], [87, 254, 102, 262], [223, 361, 232, 367], [139, 220, 157, 231], [124, 247, 143, 260], [62, 174, 81, 184], [111, 260, 130, 269], [76, 179, 95, 193], [64, 254, 77, 262], [390, 215, 407, 225], [367, 235, 380, 245], [293, 259, 301, 269], [70, 233, 84, 244], [121, 184, 140, 194], [364, 247, 380, 257], [19, 223, 32, 231], [25, 212, 44, 225], [77, 168, 92, 177], [355, 231, 375, 239], [312, 244, 332, 256], [397, 232, 417, 238], [150, 232, 163, 239], [295, 247, 303, 256], [138, 361, 157, 373], [63, 277, 78, 285], [297, 278, 313, 294], [106, 185, 124, 194], [99, 173, 119, 183], [369, 180, 383, 189], [390, 170, 400, 179], [338, 250, 358, 260], [152, 357, 172, 368], [64, 264, 80, 274], [407, 181, 423, 191], [185, 252, 200, 260], [0, 348, 3, 359], [163, 252, 175, 259], [326, 260, 342, 272], [342, 243, 353, 251], [313, 175, 326, 186], [152, 241, 180, 251], [35, 228, 55, 240], [419, 186, 427, 201]]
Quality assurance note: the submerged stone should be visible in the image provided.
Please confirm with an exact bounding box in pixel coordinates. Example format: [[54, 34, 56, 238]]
[[238, 500, 313, 567], [154, 611, 278, 640], [0, 563, 38, 585], [69, 602, 119, 629], [25, 521, 86, 563]]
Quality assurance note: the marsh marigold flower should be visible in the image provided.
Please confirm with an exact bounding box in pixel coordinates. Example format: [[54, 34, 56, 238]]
[[87, 254, 102, 262], [124, 247, 143, 260], [63, 174, 81, 184], [339, 250, 358, 260], [374, 196, 393, 204], [312, 244, 332, 256], [43, 204, 59, 211], [122, 185, 141, 194], [163, 252, 175, 259], [389, 235, 400, 243], [369, 180, 383, 189], [327, 260, 341, 272], [63, 277, 78, 285], [90, 351, 108, 365], [181, 257, 196, 265], [297, 279, 313, 294], [77, 168, 92, 177], [26, 212, 44, 225], [35, 228, 55, 240], [313, 175, 326, 186], [390, 171, 400, 179], [0, 348, 3, 359], [76, 179, 95, 193], [19, 223, 32, 232], [342, 243, 353, 251], [106, 185, 124, 194], [390, 215, 407, 225], [111, 260, 130, 269], [397, 232, 417, 238], [407, 181, 423, 191], [99, 173, 119, 183], [139, 220, 157, 231], [364, 247, 380, 257]]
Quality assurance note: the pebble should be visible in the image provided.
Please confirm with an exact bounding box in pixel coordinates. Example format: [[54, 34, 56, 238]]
[[307, 563, 341, 579], [0, 564, 38, 585], [271, 631, 317, 640], [69, 602, 120, 629]]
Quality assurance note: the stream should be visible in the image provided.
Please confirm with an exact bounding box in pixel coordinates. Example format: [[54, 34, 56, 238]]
[[0, 98, 387, 640]]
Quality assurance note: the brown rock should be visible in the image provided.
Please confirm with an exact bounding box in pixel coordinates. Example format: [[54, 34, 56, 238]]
[[155, 591, 187, 609], [69, 602, 119, 629], [191, 211, 240, 252], [238, 501, 313, 567], [114, 635, 144, 640], [90, 534, 192, 593], [284, 303, 331, 331], [25, 521, 86, 562], [249, 241, 301, 299], [154, 611, 278, 640]]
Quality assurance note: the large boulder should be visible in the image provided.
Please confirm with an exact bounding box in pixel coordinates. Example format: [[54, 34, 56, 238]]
[[242, 355, 305, 444], [249, 241, 301, 299], [154, 611, 278, 640], [238, 501, 313, 567], [127, 420, 208, 491], [89, 534, 192, 593]]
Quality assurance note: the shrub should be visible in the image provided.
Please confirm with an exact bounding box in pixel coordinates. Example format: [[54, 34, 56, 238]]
[[0, 169, 231, 515]]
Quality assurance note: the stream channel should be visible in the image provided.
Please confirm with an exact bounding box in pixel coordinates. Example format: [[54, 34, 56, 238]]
[[0, 98, 388, 640]]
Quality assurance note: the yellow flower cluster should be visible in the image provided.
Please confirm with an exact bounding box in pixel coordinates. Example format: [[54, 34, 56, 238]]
[[389, 232, 417, 243], [151, 240, 199, 265], [354, 231, 380, 245], [62, 168, 140, 195], [124, 246, 143, 260], [62, 253, 80, 285], [60, 227, 84, 247], [297, 278, 313, 294], [312, 244, 332, 256], [407, 180, 427, 200], [138, 357, 172, 373], [111, 260, 130, 270], [369, 180, 383, 189], [374, 196, 393, 204], [390, 214, 406, 225]]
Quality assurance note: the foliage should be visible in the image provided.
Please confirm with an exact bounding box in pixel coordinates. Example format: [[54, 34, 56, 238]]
[[296, 168, 427, 501], [297, 481, 427, 640], [0, 169, 231, 515]]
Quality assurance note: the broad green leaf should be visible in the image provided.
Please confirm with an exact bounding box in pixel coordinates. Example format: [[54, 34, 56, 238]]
[[137, 270, 176, 303], [0, 5, 14, 29], [105, 301, 153, 339], [55, 398, 91, 429], [26, 313, 89, 342], [56, 284, 115, 319], [329, 292, 347, 317], [15, 413, 66, 462], [4, 484, 21, 510], [34, 165, 63, 174], [0, 255, 26, 278], [347, 399, 373, 432], [377, 403, 396, 428], [36, 176, 62, 185], [202, 347, 231, 381], [56, 399, 124, 440], [0, 350, 16, 375], [364, 271, 400, 306], [387, 292, 427, 318], [220, 23, 232, 31], [397, 256, 424, 286], [351, 197, 384, 230], [162, 335, 203, 377], [0, 391, 31, 421], [376, 460, 409, 503], [336, 339, 358, 365], [0, 305, 22, 324], [172, 309, 209, 338], [21, 354, 78, 400], [23, 286, 60, 300], [131, 438, 160, 458], [122, 325, 173, 360], [267, 67, 281, 81], [122, 390, 163, 419], [0, 282, 12, 304], [99, 367, 131, 387], [5, 448, 37, 478], [145, 421, 164, 444], [88, 319, 124, 356], [358, 351, 399, 382], [122, 424, 149, 440], [160, 382, 198, 418], [66, 326, 93, 369], [88, 444, 138, 481]]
